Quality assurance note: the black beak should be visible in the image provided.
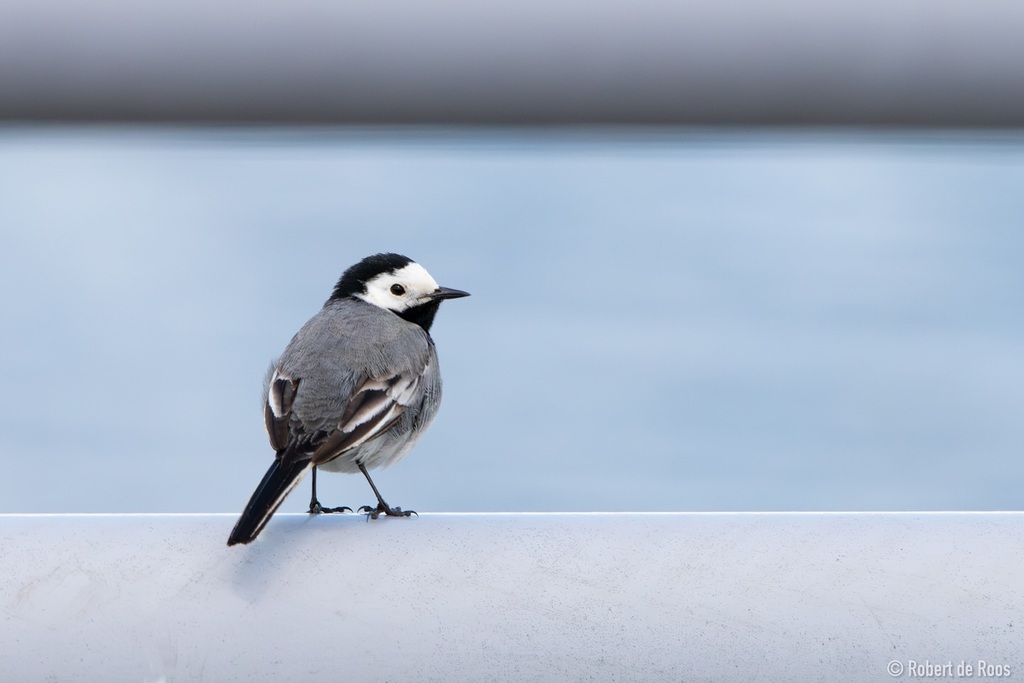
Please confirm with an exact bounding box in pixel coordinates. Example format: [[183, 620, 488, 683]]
[[431, 286, 471, 300]]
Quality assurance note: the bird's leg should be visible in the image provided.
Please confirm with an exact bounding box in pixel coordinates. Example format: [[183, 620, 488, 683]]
[[307, 465, 352, 514], [357, 462, 416, 519]]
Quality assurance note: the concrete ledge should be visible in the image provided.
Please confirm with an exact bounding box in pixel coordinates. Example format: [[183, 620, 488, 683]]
[[2, 0, 1024, 126], [2, 512, 1022, 681]]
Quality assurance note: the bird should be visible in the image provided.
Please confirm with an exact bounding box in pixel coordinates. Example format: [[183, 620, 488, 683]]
[[227, 253, 469, 546]]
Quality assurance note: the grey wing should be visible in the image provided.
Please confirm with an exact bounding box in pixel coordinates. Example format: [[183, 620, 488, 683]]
[[264, 360, 432, 461], [310, 367, 428, 464], [264, 300, 436, 463]]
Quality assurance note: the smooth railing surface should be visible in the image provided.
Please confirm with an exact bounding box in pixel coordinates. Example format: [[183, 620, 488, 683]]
[[2, 512, 1022, 681]]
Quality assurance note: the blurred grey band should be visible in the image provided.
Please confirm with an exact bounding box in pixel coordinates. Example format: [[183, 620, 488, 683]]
[[2, 0, 1024, 126]]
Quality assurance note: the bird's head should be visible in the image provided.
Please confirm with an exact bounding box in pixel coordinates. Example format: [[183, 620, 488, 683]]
[[330, 253, 469, 330]]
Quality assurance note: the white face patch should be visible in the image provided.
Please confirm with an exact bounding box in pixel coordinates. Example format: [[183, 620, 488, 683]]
[[356, 262, 440, 312]]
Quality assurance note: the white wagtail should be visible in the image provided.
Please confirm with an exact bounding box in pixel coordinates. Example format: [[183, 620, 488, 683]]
[[227, 253, 469, 546]]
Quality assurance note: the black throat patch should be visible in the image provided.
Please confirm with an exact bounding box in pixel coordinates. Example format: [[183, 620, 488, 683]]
[[397, 299, 442, 332]]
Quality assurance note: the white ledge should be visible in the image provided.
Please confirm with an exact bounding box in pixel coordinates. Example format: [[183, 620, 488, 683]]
[[3, 512, 1022, 681]]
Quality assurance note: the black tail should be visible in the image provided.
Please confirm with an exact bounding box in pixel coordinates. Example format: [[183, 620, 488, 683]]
[[227, 457, 312, 546]]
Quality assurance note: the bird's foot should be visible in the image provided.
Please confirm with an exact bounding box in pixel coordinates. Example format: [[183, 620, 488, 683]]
[[309, 499, 353, 515], [358, 503, 417, 520]]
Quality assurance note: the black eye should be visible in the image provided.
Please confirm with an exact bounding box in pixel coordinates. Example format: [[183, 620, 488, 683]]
[[390, 284, 406, 296]]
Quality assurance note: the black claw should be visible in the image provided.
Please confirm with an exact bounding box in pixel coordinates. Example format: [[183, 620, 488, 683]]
[[355, 462, 417, 520], [359, 503, 417, 520], [309, 500, 353, 515], [307, 467, 351, 514]]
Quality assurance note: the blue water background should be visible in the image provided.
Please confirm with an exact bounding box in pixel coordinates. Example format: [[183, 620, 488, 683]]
[[1, 127, 1022, 512]]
